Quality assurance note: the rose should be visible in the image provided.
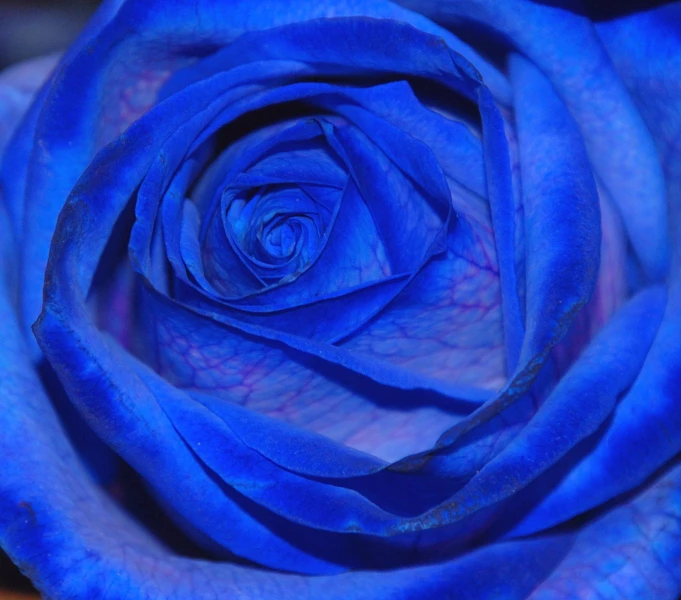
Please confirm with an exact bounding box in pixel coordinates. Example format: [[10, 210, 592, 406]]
[[1, 0, 680, 598], [1, 1, 679, 598]]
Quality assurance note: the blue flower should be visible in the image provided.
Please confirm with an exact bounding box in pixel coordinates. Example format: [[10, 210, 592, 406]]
[[1, 1, 680, 598]]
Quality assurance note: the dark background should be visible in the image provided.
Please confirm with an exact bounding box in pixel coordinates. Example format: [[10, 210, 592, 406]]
[[0, 0, 98, 69]]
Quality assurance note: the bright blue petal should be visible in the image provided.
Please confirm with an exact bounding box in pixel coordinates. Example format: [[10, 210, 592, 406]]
[[166, 16, 527, 437], [316, 80, 486, 198], [395, 0, 669, 281], [461, 286, 665, 538], [31, 17, 497, 567], [506, 279, 681, 539], [477, 85, 525, 374], [597, 3, 681, 272], [4, 312, 681, 598], [398, 48, 601, 469], [139, 288, 475, 462], [498, 3, 681, 539], [0, 0, 127, 352], [510, 55, 601, 370], [10, 0, 507, 348], [343, 215, 506, 393], [527, 462, 681, 599]]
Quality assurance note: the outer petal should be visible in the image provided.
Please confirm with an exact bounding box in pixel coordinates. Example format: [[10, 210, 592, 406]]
[[31, 20, 494, 566], [458, 285, 665, 540], [0, 0, 129, 352], [30, 18, 609, 561], [396, 41, 600, 471], [502, 3, 681, 539], [4, 299, 681, 600], [597, 3, 681, 270], [393, 0, 669, 281], [0, 54, 59, 306], [6, 212, 681, 596]]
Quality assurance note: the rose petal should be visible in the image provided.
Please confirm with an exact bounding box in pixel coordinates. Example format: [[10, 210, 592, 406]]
[[500, 3, 681, 539], [394, 0, 669, 281], [10, 0, 508, 349], [397, 47, 601, 469]]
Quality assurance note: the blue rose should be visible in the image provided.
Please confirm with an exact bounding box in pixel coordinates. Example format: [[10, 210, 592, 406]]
[[1, 1, 680, 598]]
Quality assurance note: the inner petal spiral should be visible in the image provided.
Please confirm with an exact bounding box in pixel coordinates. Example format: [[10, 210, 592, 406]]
[[225, 184, 328, 282]]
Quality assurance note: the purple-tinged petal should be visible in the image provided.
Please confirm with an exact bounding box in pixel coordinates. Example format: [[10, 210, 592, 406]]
[[141, 288, 471, 462], [477, 85, 525, 375], [6, 303, 681, 599], [528, 462, 681, 600], [552, 187, 628, 375], [396, 49, 600, 470], [164, 17, 533, 443], [343, 215, 506, 393]]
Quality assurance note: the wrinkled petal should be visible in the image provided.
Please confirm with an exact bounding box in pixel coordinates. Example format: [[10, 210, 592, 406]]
[[342, 215, 506, 392], [10, 0, 508, 346], [28, 20, 616, 570], [397, 46, 601, 470], [2, 3, 676, 598], [4, 304, 681, 598], [32, 18, 509, 570]]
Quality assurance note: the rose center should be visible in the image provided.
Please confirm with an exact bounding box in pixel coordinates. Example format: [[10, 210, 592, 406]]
[[225, 184, 329, 281]]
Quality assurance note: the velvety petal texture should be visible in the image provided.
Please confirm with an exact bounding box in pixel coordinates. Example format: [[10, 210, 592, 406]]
[[1, 0, 680, 599]]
